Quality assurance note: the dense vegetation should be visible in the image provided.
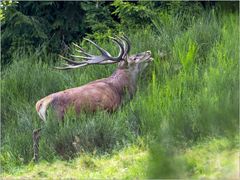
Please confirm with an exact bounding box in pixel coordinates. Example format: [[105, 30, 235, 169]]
[[1, 1, 239, 178]]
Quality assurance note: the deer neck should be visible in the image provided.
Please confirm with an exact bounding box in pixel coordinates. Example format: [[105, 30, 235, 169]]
[[107, 68, 137, 99]]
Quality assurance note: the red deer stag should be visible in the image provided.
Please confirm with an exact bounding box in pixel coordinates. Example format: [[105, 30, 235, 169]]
[[33, 36, 153, 162]]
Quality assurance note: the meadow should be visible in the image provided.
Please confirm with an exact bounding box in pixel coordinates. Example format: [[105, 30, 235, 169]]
[[1, 2, 239, 178]]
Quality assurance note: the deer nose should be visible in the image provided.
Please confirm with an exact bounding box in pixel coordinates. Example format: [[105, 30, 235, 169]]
[[146, 51, 151, 56]]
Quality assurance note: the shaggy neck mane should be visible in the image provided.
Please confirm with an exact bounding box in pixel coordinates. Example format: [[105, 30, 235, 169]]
[[106, 68, 136, 99]]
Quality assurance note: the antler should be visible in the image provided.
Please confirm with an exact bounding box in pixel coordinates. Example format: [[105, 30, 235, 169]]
[[55, 36, 131, 70], [116, 35, 131, 59]]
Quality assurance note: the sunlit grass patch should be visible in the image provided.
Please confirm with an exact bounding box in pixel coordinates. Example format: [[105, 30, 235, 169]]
[[1, 137, 238, 179], [1, 145, 148, 179], [184, 137, 239, 179]]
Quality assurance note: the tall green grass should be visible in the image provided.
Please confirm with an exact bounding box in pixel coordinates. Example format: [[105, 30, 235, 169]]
[[1, 10, 238, 177], [139, 12, 238, 178], [132, 11, 238, 141], [0, 51, 138, 172]]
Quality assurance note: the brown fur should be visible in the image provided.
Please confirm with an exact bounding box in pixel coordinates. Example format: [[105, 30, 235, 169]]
[[36, 69, 133, 120]]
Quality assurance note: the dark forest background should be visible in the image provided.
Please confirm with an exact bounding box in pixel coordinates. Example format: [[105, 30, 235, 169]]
[[1, 1, 238, 67]]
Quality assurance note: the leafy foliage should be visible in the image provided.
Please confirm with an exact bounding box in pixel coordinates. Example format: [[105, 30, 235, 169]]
[[82, 2, 115, 34], [1, 2, 87, 66], [1, 1, 239, 178], [1, 1, 215, 67], [112, 0, 151, 29]]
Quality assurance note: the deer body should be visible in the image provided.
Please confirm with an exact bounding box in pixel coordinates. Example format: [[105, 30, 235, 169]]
[[33, 35, 153, 162], [36, 68, 136, 120]]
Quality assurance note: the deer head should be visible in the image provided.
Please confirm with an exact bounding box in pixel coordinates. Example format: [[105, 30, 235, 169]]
[[56, 35, 153, 77]]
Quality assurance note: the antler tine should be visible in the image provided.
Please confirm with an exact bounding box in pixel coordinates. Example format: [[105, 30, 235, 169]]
[[122, 35, 131, 54], [55, 63, 88, 70], [69, 54, 90, 60], [113, 35, 127, 59], [58, 55, 87, 65], [72, 43, 93, 57], [72, 42, 84, 51], [117, 35, 131, 58], [109, 36, 125, 61], [84, 38, 112, 57]]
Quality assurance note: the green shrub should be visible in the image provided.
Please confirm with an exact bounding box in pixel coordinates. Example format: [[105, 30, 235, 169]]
[[0, 51, 135, 171], [1, 7, 238, 177], [133, 12, 238, 143], [39, 109, 134, 161]]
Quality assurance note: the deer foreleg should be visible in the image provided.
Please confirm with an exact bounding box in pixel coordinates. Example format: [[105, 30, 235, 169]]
[[33, 128, 42, 163]]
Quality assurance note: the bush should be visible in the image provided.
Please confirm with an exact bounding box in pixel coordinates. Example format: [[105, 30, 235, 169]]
[[39, 109, 134, 160], [1, 5, 238, 177], [1, 1, 87, 66], [132, 12, 238, 143]]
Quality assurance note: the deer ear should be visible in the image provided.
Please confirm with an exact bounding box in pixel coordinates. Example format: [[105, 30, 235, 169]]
[[127, 56, 135, 66], [127, 60, 134, 66]]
